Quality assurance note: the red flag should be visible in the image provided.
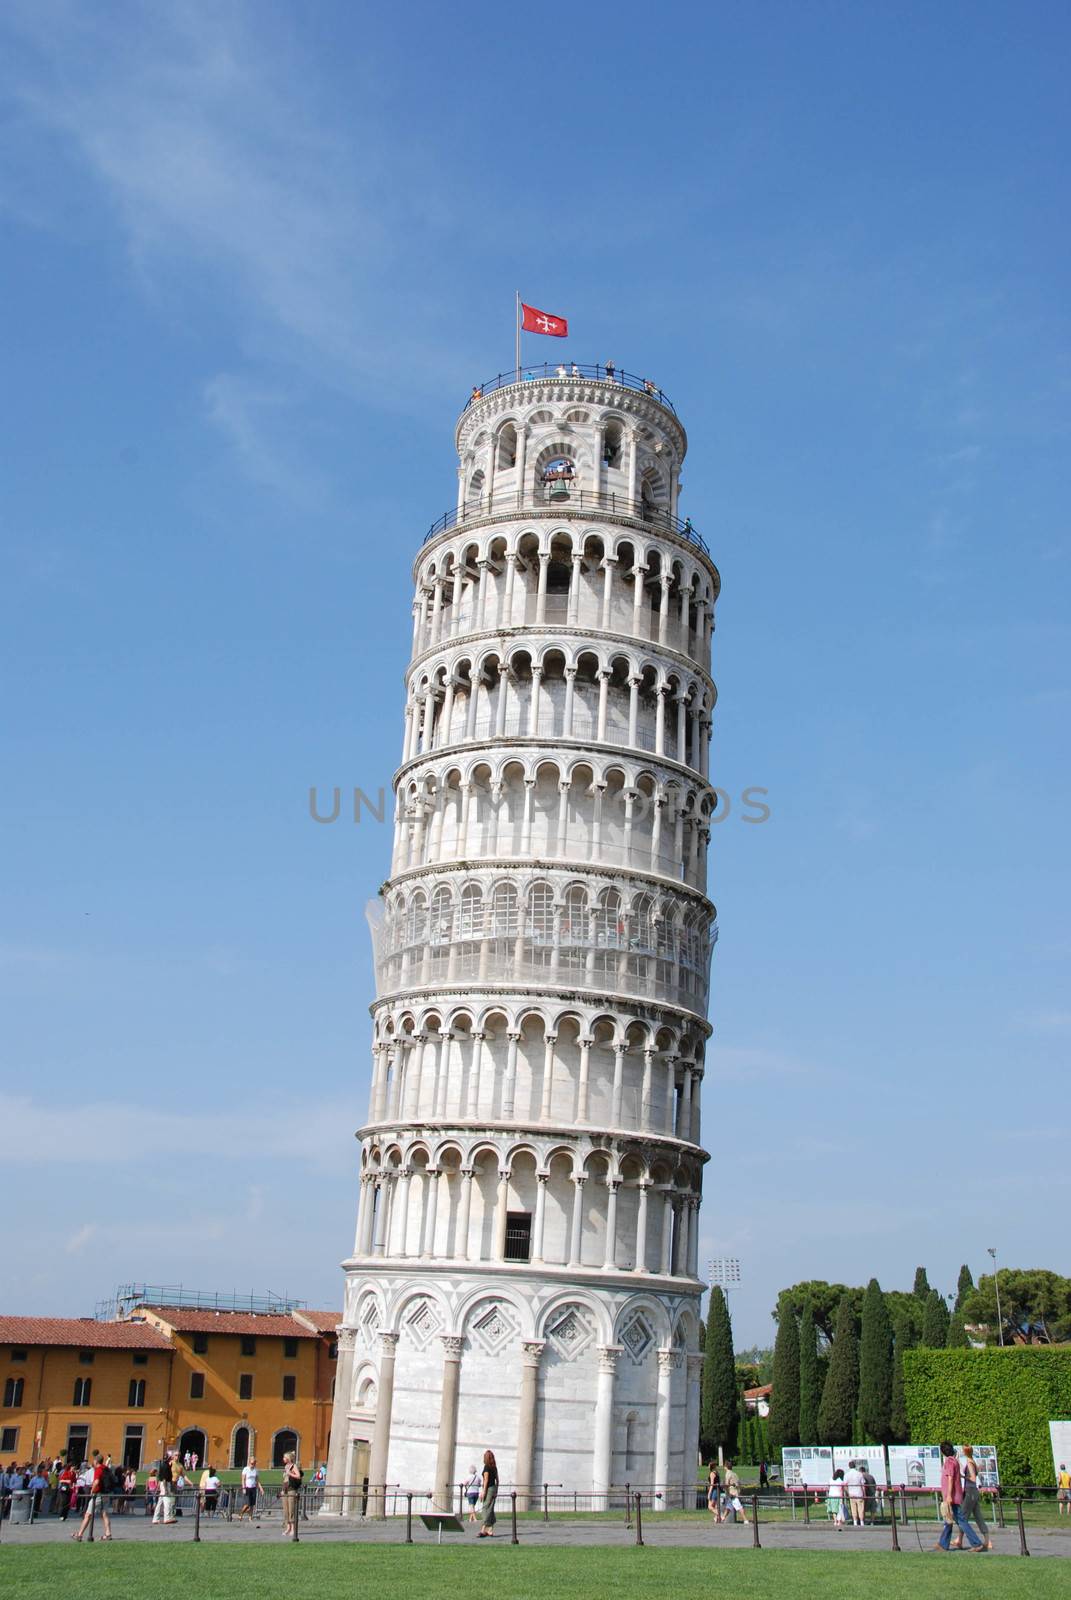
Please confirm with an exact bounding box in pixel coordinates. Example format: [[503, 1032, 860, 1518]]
[[521, 302, 568, 337]]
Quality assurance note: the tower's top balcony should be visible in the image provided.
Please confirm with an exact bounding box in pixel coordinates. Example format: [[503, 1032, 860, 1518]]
[[456, 363, 686, 458]]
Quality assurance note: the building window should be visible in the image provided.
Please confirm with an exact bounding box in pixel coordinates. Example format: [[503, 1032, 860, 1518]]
[[67, 1424, 90, 1465], [240, 1335, 256, 1357], [239, 1373, 253, 1401], [128, 1378, 146, 1408], [123, 1426, 144, 1470], [190, 1372, 205, 1400], [10, 1349, 27, 1362], [283, 1337, 298, 1358], [132, 1352, 149, 1366], [78, 1350, 95, 1365], [0, 1426, 18, 1453], [3, 1377, 24, 1407], [193, 1333, 209, 1355], [328, 1340, 338, 1360], [73, 1377, 92, 1406], [282, 1375, 296, 1401], [504, 1211, 532, 1262]]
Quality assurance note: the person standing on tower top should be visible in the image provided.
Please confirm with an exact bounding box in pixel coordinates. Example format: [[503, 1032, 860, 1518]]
[[604, 359, 616, 382]]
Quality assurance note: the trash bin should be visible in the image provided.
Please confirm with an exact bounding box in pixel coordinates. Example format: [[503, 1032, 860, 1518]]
[[9, 1490, 33, 1524]]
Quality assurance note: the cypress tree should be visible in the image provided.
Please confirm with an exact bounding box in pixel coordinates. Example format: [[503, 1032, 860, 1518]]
[[912, 1266, 931, 1302], [921, 1288, 950, 1348], [817, 1294, 858, 1445], [945, 1311, 970, 1348], [954, 1264, 974, 1312], [798, 1293, 820, 1444], [857, 1277, 894, 1443], [700, 1286, 737, 1458], [889, 1340, 909, 1443], [767, 1296, 801, 1451]]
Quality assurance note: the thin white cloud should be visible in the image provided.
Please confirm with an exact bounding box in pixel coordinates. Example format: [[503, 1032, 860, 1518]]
[[66, 1223, 96, 1254], [0, 1093, 359, 1173]]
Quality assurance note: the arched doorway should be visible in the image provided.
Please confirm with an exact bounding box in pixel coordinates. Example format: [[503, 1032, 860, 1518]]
[[231, 1425, 250, 1469], [178, 1427, 207, 1465], [272, 1429, 298, 1467]]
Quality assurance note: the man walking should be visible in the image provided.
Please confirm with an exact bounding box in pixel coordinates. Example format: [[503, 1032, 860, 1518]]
[[934, 1441, 984, 1552]]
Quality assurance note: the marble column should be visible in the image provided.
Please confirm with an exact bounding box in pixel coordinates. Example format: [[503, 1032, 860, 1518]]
[[324, 1327, 356, 1512], [367, 1331, 399, 1517], [456, 1167, 474, 1261], [654, 1347, 676, 1503], [634, 1180, 650, 1273], [532, 1173, 548, 1262], [683, 1353, 704, 1504], [515, 1340, 545, 1510], [592, 1346, 622, 1504], [568, 1174, 586, 1266], [603, 1179, 620, 1269], [433, 1334, 464, 1511]]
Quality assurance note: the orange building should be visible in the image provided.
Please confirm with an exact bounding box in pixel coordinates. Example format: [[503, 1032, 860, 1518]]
[[1, 1304, 339, 1472], [133, 1304, 338, 1470], [0, 1316, 173, 1468]]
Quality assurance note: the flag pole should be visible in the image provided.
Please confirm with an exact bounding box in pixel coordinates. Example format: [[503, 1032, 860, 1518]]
[[515, 290, 521, 382]]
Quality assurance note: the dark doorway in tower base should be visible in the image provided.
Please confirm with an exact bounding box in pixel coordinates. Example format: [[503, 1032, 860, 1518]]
[[505, 1212, 532, 1262]]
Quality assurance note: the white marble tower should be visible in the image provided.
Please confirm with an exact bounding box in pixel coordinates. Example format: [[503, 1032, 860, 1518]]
[[327, 363, 720, 1512]]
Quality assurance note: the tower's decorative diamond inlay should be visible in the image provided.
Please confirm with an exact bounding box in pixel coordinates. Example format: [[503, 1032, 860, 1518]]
[[546, 1305, 596, 1362], [403, 1298, 443, 1350], [467, 1300, 520, 1355], [620, 1312, 655, 1364]]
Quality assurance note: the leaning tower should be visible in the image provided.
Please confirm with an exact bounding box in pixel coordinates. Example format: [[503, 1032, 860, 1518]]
[[327, 363, 720, 1513]]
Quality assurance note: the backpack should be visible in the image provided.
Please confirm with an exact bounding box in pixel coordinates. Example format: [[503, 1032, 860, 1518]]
[[99, 1465, 117, 1494]]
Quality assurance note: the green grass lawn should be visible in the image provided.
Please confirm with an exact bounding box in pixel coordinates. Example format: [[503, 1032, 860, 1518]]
[[2, 1543, 1065, 1599]]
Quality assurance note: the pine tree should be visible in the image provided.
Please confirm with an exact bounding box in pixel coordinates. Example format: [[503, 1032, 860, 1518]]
[[889, 1340, 909, 1443], [954, 1264, 974, 1312], [700, 1286, 737, 1459], [912, 1266, 931, 1302], [857, 1277, 894, 1443], [768, 1296, 801, 1451], [945, 1311, 970, 1348], [798, 1293, 820, 1444], [921, 1287, 950, 1347], [817, 1294, 859, 1445]]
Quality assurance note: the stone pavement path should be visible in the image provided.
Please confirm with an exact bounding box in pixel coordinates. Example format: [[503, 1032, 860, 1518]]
[[7, 1511, 1071, 1559]]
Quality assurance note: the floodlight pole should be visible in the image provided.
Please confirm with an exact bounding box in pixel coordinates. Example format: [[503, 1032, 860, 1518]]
[[987, 1247, 1005, 1347]]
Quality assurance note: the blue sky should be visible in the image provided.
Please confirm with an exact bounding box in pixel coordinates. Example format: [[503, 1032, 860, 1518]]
[[1, 1, 1068, 1344]]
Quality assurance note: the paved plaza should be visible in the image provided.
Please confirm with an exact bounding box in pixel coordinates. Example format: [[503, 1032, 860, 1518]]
[[5, 1512, 1069, 1558]]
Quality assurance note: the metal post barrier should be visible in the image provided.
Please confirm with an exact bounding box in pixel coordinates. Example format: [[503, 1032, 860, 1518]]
[[1015, 1497, 1029, 1557], [751, 1494, 760, 1547], [293, 1489, 300, 1542], [899, 1483, 907, 1526], [405, 1493, 413, 1544], [995, 1488, 1006, 1528], [510, 1490, 518, 1544], [573, 1490, 577, 1512], [193, 1492, 201, 1542], [543, 1483, 549, 1522], [803, 1492, 810, 1525], [457, 1481, 464, 1517], [624, 1482, 631, 1527], [889, 1493, 900, 1551], [226, 1485, 233, 1522], [634, 1491, 644, 1546]]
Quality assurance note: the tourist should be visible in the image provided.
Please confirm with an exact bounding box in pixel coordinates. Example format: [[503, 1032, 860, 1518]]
[[28, 1464, 49, 1517], [476, 1449, 498, 1537], [758, 1459, 769, 1491], [471, 385, 482, 403], [556, 365, 568, 379], [845, 1458, 865, 1526], [145, 1466, 159, 1517], [952, 1445, 992, 1550], [57, 1460, 76, 1520], [604, 359, 616, 382], [238, 1455, 259, 1521], [827, 1468, 846, 1528], [718, 1461, 748, 1524], [201, 1465, 221, 1516], [153, 1456, 176, 1525], [73, 1451, 112, 1541], [861, 1464, 878, 1523], [571, 364, 580, 376], [465, 1463, 481, 1522], [1058, 1463, 1071, 1516], [701, 1459, 717, 1516], [280, 1449, 303, 1539], [934, 1440, 984, 1552]]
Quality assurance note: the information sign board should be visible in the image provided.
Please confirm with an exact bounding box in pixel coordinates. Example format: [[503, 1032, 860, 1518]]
[[780, 1446, 832, 1489], [832, 1446, 889, 1485]]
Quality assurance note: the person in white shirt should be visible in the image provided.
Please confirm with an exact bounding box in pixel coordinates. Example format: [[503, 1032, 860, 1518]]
[[844, 1460, 865, 1526], [237, 1457, 259, 1521]]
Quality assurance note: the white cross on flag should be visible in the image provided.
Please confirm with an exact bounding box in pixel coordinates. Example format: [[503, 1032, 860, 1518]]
[[521, 302, 568, 337]]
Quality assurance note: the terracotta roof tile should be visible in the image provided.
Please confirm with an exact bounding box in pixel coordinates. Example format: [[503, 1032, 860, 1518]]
[[138, 1307, 319, 1338], [0, 1316, 171, 1350], [293, 1310, 341, 1334]]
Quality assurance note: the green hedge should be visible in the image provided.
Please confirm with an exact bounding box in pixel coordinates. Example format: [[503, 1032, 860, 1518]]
[[903, 1346, 1071, 1484]]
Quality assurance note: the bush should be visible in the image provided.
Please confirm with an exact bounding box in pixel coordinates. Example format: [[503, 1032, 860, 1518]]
[[903, 1346, 1071, 1484]]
